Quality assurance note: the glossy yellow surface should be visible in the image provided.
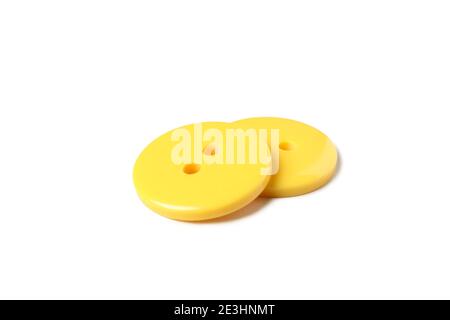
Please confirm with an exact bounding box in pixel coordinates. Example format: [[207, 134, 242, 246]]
[[233, 117, 338, 197], [133, 122, 271, 221]]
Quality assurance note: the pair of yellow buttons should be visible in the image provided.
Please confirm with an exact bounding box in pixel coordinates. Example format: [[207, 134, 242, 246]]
[[134, 117, 338, 221]]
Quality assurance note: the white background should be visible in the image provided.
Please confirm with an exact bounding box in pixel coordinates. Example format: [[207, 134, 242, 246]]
[[1, 1, 450, 300]]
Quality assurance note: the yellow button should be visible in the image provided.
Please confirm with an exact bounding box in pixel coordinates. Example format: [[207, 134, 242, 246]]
[[233, 117, 338, 197], [133, 122, 272, 221]]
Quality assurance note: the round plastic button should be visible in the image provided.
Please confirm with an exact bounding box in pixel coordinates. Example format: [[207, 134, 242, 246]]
[[233, 117, 338, 197], [133, 122, 272, 221]]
